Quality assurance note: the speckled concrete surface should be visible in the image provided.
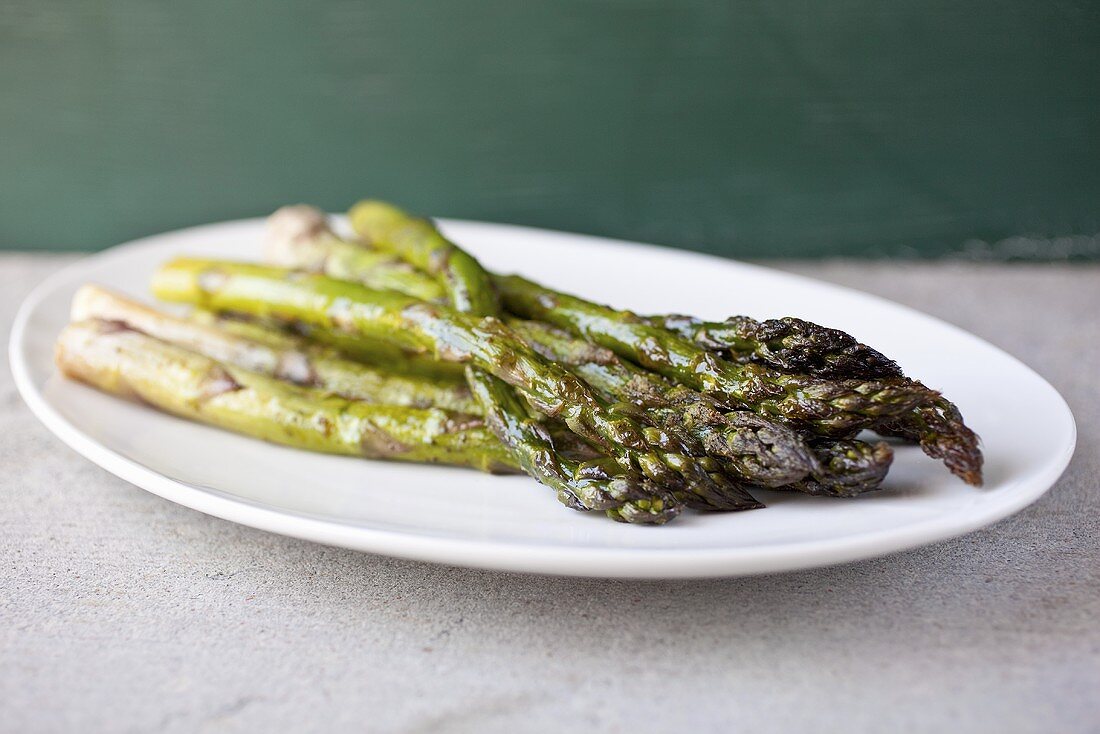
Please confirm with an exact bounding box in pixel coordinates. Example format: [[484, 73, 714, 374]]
[[2, 256, 1097, 733]]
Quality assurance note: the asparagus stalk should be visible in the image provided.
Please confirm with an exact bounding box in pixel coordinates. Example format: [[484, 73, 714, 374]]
[[648, 314, 902, 380], [56, 319, 518, 472], [786, 439, 894, 497], [149, 259, 740, 511], [876, 397, 982, 486], [276, 320, 467, 380], [348, 200, 760, 511], [72, 284, 478, 412]]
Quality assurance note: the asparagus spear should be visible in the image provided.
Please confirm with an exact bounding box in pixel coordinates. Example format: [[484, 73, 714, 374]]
[[149, 259, 742, 511], [348, 200, 760, 511], [786, 439, 894, 497], [275, 320, 467, 380], [648, 314, 902, 380], [72, 284, 478, 412], [876, 397, 982, 487], [56, 319, 517, 472]]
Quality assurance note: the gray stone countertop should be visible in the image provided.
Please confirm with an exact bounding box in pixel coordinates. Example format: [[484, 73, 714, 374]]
[[2, 255, 1097, 733]]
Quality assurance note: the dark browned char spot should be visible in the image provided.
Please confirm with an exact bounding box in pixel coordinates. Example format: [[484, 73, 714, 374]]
[[359, 425, 411, 457], [442, 413, 485, 433], [199, 366, 242, 401], [574, 341, 616, 366], [401, 302, 439, 321], [95, 319, 138, 335], [428, 246, 451, 276], [313, 414, 334, 437], [275, 352, 319, 386]]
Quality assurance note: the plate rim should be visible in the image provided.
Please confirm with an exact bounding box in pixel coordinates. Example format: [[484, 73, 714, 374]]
[[9, 217, 1078, 578]]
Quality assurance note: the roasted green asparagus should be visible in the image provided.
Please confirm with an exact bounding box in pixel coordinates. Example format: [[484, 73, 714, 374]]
[[52, 195, 987, 526]]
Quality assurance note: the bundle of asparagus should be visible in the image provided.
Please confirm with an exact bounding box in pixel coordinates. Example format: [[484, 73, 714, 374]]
[[55, 200, 982, 524]]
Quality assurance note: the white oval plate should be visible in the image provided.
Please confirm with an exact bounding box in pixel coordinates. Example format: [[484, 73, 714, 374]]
[[11, 219, 1076, 578]]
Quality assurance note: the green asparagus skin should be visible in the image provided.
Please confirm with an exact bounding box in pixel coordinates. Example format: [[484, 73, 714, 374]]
[[276, 321, 467, 380], [348, 200, 760, 512], [56, 319, 518, 472], [648, 314, 902, 380], [341, 201, 677, 518], [73, 284, 479, 412], [495, 274, 937, 436], [149, 259, 745, 510]]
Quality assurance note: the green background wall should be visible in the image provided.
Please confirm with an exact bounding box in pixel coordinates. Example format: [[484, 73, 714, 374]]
[[2, 1, 1097, 258]]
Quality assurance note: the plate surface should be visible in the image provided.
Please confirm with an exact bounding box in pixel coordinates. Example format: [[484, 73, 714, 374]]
[[10, 219, 1076, 578]]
